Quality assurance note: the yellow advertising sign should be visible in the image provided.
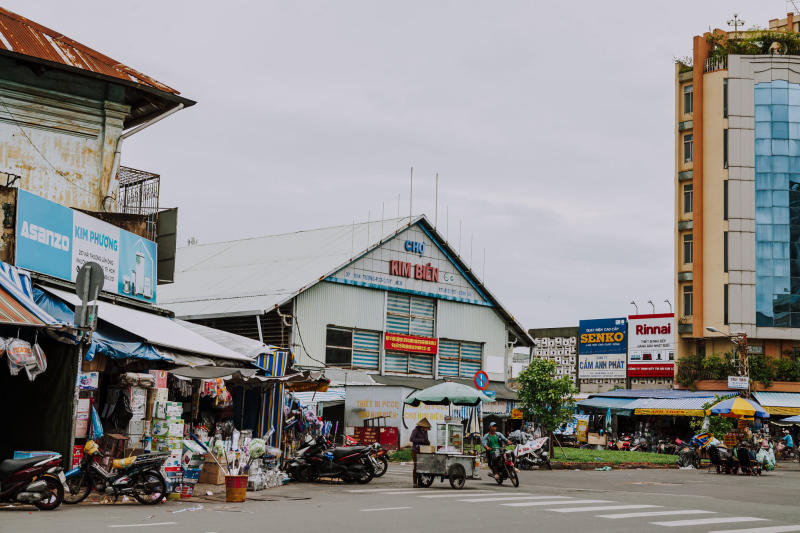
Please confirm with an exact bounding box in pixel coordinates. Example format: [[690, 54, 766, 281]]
[[576, 418, 588, 442], [511, 408, 523, 420], [633, 408, 704, 417]]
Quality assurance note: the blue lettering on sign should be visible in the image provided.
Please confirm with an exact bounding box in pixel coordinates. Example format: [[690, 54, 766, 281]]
[[404, 240, 425, 255]]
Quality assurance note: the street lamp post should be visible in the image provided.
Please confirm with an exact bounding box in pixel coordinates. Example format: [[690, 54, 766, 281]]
[[706, 327, 749, 395]]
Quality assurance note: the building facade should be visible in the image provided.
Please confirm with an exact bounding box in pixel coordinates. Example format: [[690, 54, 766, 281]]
[[674, 13, 800, 363], [530, 326, 578, 385]]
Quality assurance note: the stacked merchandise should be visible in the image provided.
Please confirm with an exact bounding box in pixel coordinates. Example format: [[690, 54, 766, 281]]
[[180, 440, 205, 498], [152, 398, 184, 499]]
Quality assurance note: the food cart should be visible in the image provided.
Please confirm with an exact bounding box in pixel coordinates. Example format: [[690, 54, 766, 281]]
[[415, 416, 478, 489], [404, 382, 492, 490]]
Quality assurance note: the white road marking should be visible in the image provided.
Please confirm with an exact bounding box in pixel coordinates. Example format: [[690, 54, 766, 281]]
[[598, 510, 716, 519], [651, 517, 769, 527], [108, 524, 178, 529], [459, 495, 573, 503], [347, 488, 420, 493], [418, 491, 496, 498], [503, 499, 611, 508], [550, 504, 661, 513], [360, 506, 413, 512], [708, 527, 800, 533]]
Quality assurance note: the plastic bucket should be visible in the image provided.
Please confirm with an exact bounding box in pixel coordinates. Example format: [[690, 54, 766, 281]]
[[225, 475, 248, 502]]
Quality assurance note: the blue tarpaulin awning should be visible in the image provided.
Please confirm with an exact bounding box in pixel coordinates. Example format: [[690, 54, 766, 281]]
[[576, 396, 637, 415]]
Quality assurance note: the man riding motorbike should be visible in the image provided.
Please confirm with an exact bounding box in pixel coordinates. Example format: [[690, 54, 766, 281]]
[[482, 422, 510, 480]]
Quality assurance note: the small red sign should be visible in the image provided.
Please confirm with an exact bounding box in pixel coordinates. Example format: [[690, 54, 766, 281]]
[[384, 333, 438, 355], [627, 364, 674, 378], [474, 370, 489, 390]]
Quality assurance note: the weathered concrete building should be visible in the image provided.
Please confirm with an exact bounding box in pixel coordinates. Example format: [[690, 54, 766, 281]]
[[0, 6, 194, 212]]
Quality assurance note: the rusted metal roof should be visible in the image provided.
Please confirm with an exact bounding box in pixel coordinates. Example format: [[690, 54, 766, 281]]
[[0, 7, 178, 95]]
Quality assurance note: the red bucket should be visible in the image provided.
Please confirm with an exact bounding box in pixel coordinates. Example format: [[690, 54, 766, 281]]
[[224, 475, 248, 502]]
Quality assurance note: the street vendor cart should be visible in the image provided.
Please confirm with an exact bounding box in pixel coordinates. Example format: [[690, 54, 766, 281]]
[[415, 417, 478, 489], [404, 382, 492, 490]]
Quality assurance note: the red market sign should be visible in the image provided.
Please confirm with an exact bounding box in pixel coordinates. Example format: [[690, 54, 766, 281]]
[[384, 333, 438, 355], [389, 260, 439, 282]]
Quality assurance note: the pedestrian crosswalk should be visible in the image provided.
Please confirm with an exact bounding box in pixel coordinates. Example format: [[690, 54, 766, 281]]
[[345, 487, 800, 532]]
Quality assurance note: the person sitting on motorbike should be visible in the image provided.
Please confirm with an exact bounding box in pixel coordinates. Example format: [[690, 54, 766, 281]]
[[482, 422, 510, 479], [780, 429, 794, 457]]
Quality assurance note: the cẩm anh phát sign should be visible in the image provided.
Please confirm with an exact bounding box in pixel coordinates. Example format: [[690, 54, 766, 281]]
[[15, 189, 157, 302]]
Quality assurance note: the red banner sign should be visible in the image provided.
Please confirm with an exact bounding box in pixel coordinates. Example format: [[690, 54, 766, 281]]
[[384, 333, 438, 355], [627, 364, 674, 377]]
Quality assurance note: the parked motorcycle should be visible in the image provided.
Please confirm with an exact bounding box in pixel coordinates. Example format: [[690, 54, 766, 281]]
[[368, 443, 389, 477], [676, 442, 701, 469], [630, 435, 650, 452], [285, 435, 375, 484], [63, 441, 168, 504], [0, 453, 64, 510], [514, 437, 551, 470], [656, 439, 680, 455], [489, 448, 519, 487]]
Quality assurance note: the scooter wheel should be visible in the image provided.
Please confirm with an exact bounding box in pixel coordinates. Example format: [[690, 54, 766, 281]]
[[32, 474, 64, 510]]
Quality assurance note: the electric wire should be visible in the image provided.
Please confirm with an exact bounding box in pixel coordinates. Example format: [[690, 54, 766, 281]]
[[290, 313, 327, 367]]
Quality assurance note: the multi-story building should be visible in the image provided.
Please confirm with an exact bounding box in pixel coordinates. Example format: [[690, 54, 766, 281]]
[[674, 13, 800, 363], [529, 327, 578, 385]]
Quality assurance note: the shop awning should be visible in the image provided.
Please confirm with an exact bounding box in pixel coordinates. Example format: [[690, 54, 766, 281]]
[[39, 286, 250, 362], [176, 319, 273, 360], [753, 392, 800, 415], [0, 263, 63, 328], [631, 397, 719, 417], [576, 396, 638, 414]]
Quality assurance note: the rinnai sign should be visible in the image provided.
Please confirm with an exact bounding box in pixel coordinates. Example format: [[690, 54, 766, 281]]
[[627, 314, 675, 378], [578, 318, 627, 379], [15, 189, 157, 303], [384, 332, 438, 355]]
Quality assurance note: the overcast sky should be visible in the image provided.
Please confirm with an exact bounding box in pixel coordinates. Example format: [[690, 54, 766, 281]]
[[5, 1, 789, 329]]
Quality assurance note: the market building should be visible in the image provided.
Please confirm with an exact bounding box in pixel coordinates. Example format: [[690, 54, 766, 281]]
[[159, 216, 532, 444]]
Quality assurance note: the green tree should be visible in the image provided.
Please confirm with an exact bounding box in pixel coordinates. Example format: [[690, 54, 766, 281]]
[[689, 396, 735, 440], [516, 358, 577, 435]]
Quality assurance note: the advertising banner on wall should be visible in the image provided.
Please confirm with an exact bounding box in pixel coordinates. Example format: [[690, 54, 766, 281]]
[[578, 318, 627, 379], [384, 333, 438, 354], [627, 313, 675, 378], [15, 189, 157, 303]]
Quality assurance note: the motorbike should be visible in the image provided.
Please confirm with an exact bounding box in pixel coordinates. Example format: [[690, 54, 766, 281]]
[[489, 448, 519, 487], [63, 441, 169, 505], [514, 437, 551, 470], [707, 444, 739, 475], [630, 435, 649, 452], [285, 435, 375, 484], [676, 442, 701, 469], [367, 443, 388, 477], [656, 439, 680, 455], [0, 453, 64, 510]]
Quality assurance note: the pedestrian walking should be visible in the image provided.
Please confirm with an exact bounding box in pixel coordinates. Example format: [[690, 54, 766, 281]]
[[410, 418, 431, 486]]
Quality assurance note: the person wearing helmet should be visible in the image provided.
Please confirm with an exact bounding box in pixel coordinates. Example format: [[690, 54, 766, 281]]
[[482, 422, 510, 480]]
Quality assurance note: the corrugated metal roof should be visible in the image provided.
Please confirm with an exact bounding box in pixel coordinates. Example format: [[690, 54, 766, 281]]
[[158, 215, 532, 345], [576, 397, 638, 411], [753, 392, 800, 408], [589, 389, 729, 399], [0, 7, 178, 95], [291, 388, 346, 405], [628, 397, 718, 411]]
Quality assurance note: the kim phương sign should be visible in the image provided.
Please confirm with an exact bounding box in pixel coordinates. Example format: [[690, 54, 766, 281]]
[[578, 317, 627, 379], [15, 189, 157, 303]]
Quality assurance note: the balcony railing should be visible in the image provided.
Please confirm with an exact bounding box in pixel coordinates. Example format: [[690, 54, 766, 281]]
[[117, 166, 160, 240], [704, 56, 728, 72]]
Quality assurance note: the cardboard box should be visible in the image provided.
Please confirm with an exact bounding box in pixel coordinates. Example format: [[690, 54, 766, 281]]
[[155, 401, 182, 419], [79, 372, 99, 390], [75, 398, 90, 438], [148, 370, 168, 389], [419, 445, 435, 453], [198, 462, 226, 485], [154, 388, 168, 403], [587, 433, 607, 446], [152, 420, 184, 438], [127, 419, 146, 436]]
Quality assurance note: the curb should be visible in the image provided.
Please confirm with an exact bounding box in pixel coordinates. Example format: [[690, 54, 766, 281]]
[[551, 462, 679, 470]]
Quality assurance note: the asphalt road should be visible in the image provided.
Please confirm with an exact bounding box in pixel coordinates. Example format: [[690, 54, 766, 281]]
[[2, 462, 799, 533]]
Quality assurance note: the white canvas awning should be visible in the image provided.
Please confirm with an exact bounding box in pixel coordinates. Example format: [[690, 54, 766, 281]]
[[42, 287, 250, 362]]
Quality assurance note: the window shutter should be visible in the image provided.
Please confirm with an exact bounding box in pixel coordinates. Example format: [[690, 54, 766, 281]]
[[352, 330, 380, 369]]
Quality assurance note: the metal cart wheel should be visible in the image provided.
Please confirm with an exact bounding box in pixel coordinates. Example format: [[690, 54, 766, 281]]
[[417, 474, 434, 487], [448, 464, 466, 490]]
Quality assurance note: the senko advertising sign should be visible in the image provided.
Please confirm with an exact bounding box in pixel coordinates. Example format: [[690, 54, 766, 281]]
[[15, 189, 157, 303], [578, 318, 627, 379], [627, 314, 675, 378]]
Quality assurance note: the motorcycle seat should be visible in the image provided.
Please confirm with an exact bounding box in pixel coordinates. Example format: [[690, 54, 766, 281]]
[[0, 456, 55, 480], [331, 446, 368, 459]]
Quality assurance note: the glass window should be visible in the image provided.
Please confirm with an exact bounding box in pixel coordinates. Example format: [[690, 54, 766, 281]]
[[724, 231, 729, 273], [439, 340, 482, 378], [683, 184, 693, 214], [683, 233, 693, 264], [723, 78, 728, 118], [683, 84, 694, 115], [325, 327, 380, 369], [683, 285, 693, 316], [683, 134, 694, 162], [325, 327, 353, 367]]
